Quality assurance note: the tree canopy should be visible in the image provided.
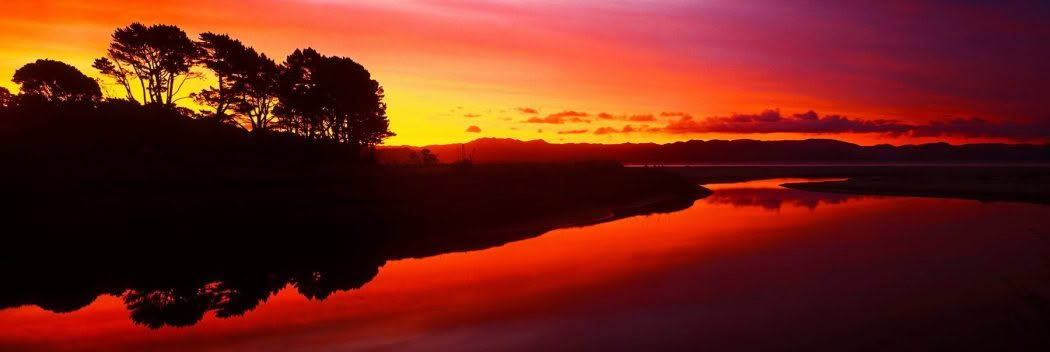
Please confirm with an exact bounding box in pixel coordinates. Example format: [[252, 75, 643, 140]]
[[275, 49, 393, 150], [194, 32, 280, 130], [4, 22, 394, 156], [12, 59, 101, 104], [94, 23, 200, 106]]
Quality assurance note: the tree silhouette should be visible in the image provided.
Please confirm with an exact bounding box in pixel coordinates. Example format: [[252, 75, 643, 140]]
[[273, 48, 324, 137], [94, 23, 201, 106], [194, 32, 246, 120], [195, 32, 280, 131], [12, 59, 101, 104], [91, 58, 134, 102], [7, 22, 395, 164], [232, 51, 280, 131], [275, 48, 394, 152], [124, 287, 215, 329]]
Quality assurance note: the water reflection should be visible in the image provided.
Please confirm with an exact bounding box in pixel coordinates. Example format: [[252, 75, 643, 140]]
[[703, 178, 875, 210], [123, 266, 380, 329], [0, 259, 384, 329], [0, 193, 697, 329], [3, 179, 1050, 352]]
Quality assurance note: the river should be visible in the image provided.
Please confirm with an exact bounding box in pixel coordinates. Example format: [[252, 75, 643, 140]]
[[3, 178, 1050, 351]]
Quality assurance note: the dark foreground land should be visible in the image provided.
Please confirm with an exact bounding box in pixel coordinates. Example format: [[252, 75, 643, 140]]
[[0, 162, 705, 327], [0, 99, 707, 327], [7, 162, 705, 244], [667, 164, 1050, 205]]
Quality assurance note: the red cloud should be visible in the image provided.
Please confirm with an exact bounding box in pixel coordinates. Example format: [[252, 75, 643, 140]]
[[596, 113, 657, 122], [557, 129, 589, 134], [659, 109, 1050, 141], [518, 108, 1049, 141], [594, 124, 656, 135], [516, 107, 539, 114], [664, 110, 912, 135], [523, 111, 591, 124], [660, 112, 692, 118], [628, 114, 655, 122]]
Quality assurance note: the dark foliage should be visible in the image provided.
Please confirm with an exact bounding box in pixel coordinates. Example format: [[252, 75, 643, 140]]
[[274, 48, 394, 149], [194, 32, 280, 130], [193, 32, 244, 119], [0, 86, 14, 108], [12, 59, 101, 104], [95, 23, 201, 106]]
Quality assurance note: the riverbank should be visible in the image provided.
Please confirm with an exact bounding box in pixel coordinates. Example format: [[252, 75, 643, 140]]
[[782, 175, 1050, 205], [0, 162, 707, 319], [4, 162, 706, 253]]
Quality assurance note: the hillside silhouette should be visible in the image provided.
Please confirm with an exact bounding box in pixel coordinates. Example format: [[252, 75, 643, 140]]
[[380, 138, 1050, 164]]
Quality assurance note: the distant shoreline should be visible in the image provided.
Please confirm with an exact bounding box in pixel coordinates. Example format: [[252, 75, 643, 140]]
[[659, 164, 1050, 205], [782, 178, 1050, 205], [627, 162, 1050, 168]]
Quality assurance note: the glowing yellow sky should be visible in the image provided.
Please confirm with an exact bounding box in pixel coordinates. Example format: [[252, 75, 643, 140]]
[[2, 1, 1047, 146]]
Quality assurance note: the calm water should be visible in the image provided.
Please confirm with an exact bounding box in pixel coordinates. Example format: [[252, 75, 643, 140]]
[[4, 179, 1050, 351]]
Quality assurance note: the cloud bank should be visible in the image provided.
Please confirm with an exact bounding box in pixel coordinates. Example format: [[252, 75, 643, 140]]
[[664, 110, 913, 135], [518, 108, 1050, 141]]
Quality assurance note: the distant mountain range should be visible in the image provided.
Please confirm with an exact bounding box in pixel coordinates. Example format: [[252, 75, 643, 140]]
[[378, 138, 1050, 164]]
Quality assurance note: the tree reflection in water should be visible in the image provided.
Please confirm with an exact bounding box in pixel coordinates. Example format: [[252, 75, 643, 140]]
[[1, 183, 868, 328], [123, 266, 379, 328], [0, 194, 700, 328]]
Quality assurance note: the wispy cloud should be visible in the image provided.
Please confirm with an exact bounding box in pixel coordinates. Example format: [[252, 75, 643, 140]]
[[522, 108, 1050, 141], [557, 129, 589, 134], [595, 113, 657, 122], [660, 109, 1050, 141], [523, 111, 591, 124], [594, 124, 658, 135]]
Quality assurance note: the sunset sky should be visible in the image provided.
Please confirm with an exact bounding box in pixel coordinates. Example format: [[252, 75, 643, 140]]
[[2, 0, 1048, 146]]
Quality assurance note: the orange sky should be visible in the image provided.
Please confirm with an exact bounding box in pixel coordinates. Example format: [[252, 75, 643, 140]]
[[2, 0, 1048, 146]]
